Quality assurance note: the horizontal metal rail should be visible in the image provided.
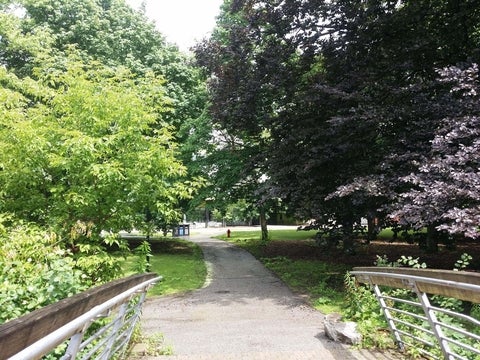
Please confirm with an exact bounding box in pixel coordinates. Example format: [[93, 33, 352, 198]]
[[352, 267, 480, 360], [5, 275, 161, 360]]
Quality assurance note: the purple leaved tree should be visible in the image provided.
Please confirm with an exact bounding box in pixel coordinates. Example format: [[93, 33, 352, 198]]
[[393, 64, 480, 244]]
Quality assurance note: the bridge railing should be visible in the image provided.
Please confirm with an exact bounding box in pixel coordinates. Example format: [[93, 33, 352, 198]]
[[351, 267, 480, 360], [0, 273, 161, 360]]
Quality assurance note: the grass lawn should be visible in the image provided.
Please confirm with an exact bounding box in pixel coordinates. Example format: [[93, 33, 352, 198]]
[[216, 229, 317, 256], [215, 229, 349, 314], [121, 237, 207, 297]]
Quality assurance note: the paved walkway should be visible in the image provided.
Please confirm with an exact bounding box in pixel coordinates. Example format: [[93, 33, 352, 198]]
[[136, 227, 401, 359]]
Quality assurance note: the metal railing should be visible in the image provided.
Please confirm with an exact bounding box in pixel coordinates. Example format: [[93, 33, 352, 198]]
[[351, 267, 480, 360], [1, 273, 161, 360]]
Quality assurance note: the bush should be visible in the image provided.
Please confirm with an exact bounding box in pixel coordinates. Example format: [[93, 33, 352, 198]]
[[0, 219, 89, 324]]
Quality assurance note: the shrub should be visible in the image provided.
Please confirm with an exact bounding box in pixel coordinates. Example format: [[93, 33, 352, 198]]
[[0, 219, 89, 324]]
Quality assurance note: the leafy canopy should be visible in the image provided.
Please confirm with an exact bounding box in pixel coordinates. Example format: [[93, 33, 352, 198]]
[[0, 51, 190, 241]]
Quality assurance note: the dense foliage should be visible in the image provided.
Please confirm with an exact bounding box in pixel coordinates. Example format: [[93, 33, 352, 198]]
[[1, 53, 188, 239], [0, 218, 89, 323], [0, 0, 208, 322], [195, 0, 480, 251]]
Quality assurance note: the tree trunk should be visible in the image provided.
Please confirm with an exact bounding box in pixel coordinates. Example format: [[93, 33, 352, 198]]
[[426, 224, 439, 253], [259, 206, 269, 244], [367, 215, 377, 242], [342, 219, 355, 254], [205, 206, 209, 228]]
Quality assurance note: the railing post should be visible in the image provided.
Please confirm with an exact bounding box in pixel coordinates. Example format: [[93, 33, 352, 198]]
[[62, 326, 89, 360], [372, 283, 405, 351], [413, 285, 453, 360], [100, 302, 130, 360]]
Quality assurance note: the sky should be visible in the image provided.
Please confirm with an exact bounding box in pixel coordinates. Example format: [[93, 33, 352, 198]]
[[126, 0, 224, 52]]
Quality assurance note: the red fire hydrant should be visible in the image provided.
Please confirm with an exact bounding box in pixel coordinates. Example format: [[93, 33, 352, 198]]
[[227, 229, 231, 238]]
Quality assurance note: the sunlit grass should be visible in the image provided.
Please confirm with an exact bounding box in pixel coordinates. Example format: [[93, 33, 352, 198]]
[[119, 229, 347, 313], [218, 228, 317, 241], [121, 238, 206, 297]]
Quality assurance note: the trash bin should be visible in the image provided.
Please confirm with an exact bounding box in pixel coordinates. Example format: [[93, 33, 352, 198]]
[[174, 224, 190, 236]]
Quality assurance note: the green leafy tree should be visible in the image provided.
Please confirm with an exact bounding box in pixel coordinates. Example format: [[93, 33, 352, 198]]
[[20, 0, 211, 165], [0, 1, 207, 320], [0, 0, 209, 235], [0, 51, 190, 250]]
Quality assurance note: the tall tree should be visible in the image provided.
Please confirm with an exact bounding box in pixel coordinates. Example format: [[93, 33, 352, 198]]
[[194, 1, 283, 240], [0, 3, 203, 287], [197, 0, 480, 251], [0, 52, 189, 245], [2, 0, 210, 225], [322, 0, 480, 250], [17, 0, 209, 147], [392, 64, 480, 240], [195, 0, 370, 247]]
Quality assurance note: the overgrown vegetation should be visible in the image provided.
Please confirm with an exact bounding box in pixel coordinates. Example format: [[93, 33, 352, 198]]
[[262, 256, 348, 314], [0, 219, 92, 324], [344, 253, 480, 358], [0, 0, 207, 323]]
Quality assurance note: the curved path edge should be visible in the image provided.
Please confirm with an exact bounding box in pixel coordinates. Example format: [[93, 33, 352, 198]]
[[135, 226, 401, 360]]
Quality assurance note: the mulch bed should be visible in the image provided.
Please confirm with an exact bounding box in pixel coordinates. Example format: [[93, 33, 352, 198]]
[[262, 239, 480, 271]]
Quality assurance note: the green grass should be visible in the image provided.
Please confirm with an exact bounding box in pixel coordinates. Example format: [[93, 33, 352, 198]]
[[377, 227, 427, 240], [377, 228, 395, 239], [262, 256, 349, 313], [218, 229, 317, 242], [216, 229, 347, 313], [216, 229, 317, 257], [121, 238, 207, 297]]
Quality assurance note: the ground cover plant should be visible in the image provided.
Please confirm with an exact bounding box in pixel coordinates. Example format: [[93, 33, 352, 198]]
[[262, 256, 348, 314]]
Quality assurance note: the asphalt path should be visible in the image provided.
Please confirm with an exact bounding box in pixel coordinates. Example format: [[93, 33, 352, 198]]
[[139, 226, 400, 360]]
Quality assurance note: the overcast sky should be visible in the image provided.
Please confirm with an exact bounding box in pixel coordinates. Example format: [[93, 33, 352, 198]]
[[126, 0, 224, 52]]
